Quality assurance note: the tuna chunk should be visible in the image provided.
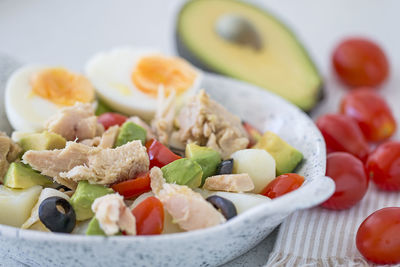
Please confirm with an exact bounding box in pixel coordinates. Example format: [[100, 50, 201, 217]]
[[0, 132, 22, 182], [174, 90, 249, 159], [45, 103, 104, 141], [150, 167, 226, 231], [80, 125, 119, 149], [92, 194, 136, 236], [23, 140, 149, 189], [151, 88, 177, 145], [203, 174, 254, 193]]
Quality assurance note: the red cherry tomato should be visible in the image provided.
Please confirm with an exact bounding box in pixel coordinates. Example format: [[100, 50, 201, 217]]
[[321, 152, 368, 210], [340, 89, 396, 142], [111, 172, 151, 199], [97, 112, 128, 130], [316, 114, 369, 161], [356, 207, 400, 264], [366, 141, 400, 191], [261, 173, 305, 199], [132, 196, 164, 235], [242, 122, 262, 147], [332, 38, 389, 88], [145, 139, 181, 169]]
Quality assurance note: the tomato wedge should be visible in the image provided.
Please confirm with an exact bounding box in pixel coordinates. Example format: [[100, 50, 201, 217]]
[[98, 112, 128, 130], [111, 172, 151, 199], [261, 173, 305, 199], [145, 139, 182, 169], [132, 196, 164, 235], [242, 121, 262, 147]]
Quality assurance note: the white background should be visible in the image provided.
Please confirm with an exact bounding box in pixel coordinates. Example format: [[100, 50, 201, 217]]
[[0, 0, 399, 266]]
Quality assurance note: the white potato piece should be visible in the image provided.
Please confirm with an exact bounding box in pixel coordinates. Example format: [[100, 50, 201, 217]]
[[231, 149, 276, 193], [195, 189, 271, 214], [131, 192, 183, 234], [22, 188, 70, 229], [0, 185, 42, 227]]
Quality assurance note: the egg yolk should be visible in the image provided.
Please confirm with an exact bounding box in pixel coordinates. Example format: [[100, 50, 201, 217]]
[[31, 68, 95, 106], [131, 55, 197, 97]]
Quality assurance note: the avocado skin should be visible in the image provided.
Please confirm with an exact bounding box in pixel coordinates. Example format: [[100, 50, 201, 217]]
[[69, 181, 114, 221], [20, 131, 66, 152], [161, 158, 203, 188], [175, 0, 323, 112], [3, 162, 52, 189], [253, 131, 303, 175], [185, 143, 221, 186], [115, 122, 146, 147]]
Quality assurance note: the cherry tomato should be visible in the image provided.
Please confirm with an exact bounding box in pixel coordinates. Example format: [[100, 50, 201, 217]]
[[132, 196, 164, 235], [321, 152, 368, 210], [145, 139, 181, 169], [356, 207, 400, 264], [366, 141, 400, 191], [332, 38, 389, 88], [261, 173, 305, 199], [111, 172, 151, 199], [340, 89, 396, 142], [97, 112, 127, 130], [242, 122, 262, 147], [316, 114, 369, 161]]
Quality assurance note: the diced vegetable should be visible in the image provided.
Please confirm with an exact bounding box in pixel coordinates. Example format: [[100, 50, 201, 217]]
[[86, 217, 106, 236], [39, 196, 76, 233], [19, 131, 66, 152], [161, 158, 203, 188], [261, 173, 305, 199], [115, 121, 147, 147], [0, 185, 42, 227], [98, 112, 128, 130], [242, 122, 262, 147], [4, 162, 52, 189], [230, 149, 276, 193], [132, 196, 164, 235], [95, 98, 114, 116], [146, 139, 182, 169], [111, 172, 151, 199]]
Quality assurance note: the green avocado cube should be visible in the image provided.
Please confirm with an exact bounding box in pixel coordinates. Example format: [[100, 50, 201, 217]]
[[69, 181, 114, 221], [253, 131, 303, 175], [3, 162, 52, 189], [19, 131, 66, 152], [161, 158, 203, 188], [86, 217, 106, 236], [115, 122, 146, 147], [185, 143, 221, 185], [95, 98, 114, 116]]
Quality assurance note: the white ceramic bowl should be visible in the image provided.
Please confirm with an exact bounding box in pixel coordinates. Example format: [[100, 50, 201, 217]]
[[0, 73, 334, 267]]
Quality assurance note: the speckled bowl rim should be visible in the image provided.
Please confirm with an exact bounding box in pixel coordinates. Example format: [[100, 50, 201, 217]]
[[0, 73, 332, 244]]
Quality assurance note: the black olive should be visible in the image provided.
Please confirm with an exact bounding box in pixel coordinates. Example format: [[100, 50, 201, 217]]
[[39, 196, 76, 233], [55, 185, 71, 192], [206, 195, 237, 220], [217, 159, 234, 175]]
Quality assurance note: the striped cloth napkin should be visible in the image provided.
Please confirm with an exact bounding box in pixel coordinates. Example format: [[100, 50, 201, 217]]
[[266, 78, 400, 266]]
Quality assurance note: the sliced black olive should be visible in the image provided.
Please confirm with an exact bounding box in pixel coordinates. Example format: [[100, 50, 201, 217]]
[[217, 159, 234, 175], [39, 196, 76, 233], [55, 185, 72, 192], [206, 195, 237, 220]]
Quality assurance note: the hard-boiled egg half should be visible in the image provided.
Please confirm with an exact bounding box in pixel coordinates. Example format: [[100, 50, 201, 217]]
[[85, 47, 202, 121], [5, 65, 95, 131]]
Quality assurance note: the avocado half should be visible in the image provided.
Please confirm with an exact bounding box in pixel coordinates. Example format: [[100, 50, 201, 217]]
[[176, 0, 323, 111]]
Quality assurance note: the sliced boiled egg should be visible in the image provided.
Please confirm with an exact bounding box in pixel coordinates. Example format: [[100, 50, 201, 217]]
[[5, 65, 95, 131], [85, 47, 202, 121]]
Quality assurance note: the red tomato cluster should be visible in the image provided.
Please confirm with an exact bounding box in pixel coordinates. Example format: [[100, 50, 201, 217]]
[[323, 38, 399, 264]]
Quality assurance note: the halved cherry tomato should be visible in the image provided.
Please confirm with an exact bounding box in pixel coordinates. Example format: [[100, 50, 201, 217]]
[[98, 112, 127, 130], [366, 141, 400, 191], [242, 121, 262, 147], [321, 152, 368, 210], [145, 139, 181, 169], [356, 207, 400, 264], [316, 114, 369, 161], [111, 172, 151, 199], [340, 89, 396, 142], [132, 196, 164, 235], [261, 173, 305, 199], [332, 38, 389, 88]]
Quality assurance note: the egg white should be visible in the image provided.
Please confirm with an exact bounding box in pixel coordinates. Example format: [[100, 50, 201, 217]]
[[5, 65, 66, 132], [85, 47, 202, 121]]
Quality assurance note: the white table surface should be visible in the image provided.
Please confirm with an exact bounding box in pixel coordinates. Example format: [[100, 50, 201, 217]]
[[0, 1, 399, 266]]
